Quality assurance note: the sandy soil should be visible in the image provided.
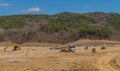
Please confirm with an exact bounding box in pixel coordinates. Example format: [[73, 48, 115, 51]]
[[0, 45, 120, 71], [116, 56, 120, 65]]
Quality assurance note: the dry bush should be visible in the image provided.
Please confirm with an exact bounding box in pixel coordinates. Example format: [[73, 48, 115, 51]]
[[101, 45, 106, 50], [84, 46, 89, 50], [92, 48, 96, 53]]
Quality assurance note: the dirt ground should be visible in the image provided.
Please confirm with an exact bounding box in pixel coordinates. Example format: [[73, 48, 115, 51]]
[[0, 44, 120, 71]]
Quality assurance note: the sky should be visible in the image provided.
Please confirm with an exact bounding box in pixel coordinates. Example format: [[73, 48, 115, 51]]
[[0, 0, 120, 16]]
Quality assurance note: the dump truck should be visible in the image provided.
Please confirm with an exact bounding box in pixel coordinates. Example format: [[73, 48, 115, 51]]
[[60, 45, 76, 52]]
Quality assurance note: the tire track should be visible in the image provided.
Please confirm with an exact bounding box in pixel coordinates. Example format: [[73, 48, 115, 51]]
[[109, 55, 120, 70], [96, 52, 120, 71]]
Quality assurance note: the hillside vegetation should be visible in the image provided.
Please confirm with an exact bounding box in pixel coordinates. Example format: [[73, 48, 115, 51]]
[[0, 12, 119, 43]]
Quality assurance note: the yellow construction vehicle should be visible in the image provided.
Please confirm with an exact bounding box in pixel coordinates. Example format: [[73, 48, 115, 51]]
[[4, 42, 21, 52]]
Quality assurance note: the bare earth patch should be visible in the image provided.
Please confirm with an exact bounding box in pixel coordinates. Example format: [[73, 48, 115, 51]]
[[0, 44, 120, 71], [115, 55, 120, 67]]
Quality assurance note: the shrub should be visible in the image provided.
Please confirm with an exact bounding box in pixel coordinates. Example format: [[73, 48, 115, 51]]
[[101, 45, 106, 50], [0, 16, 25, 30], [92, 48, 96, 53], [84, 46, 89, 50]]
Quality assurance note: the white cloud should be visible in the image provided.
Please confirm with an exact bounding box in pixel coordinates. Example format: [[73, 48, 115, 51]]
[[0, 3, 11, 7], [22, 7, 41, 13]]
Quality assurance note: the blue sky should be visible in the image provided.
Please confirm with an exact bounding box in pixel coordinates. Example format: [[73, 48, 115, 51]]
[[0, 0, 120, 16]]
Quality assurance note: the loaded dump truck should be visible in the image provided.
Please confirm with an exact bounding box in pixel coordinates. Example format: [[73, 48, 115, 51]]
[[60, 45, 76, 52]]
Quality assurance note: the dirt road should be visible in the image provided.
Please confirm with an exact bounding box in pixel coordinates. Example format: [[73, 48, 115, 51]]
[[96, 51, 120, 71]]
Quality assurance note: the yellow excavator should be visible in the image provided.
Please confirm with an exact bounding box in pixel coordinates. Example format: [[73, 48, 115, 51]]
[[4, 42, 21, 52]]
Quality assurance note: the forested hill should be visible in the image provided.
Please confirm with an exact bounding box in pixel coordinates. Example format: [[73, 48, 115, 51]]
[[0, 12, 120, 43]]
